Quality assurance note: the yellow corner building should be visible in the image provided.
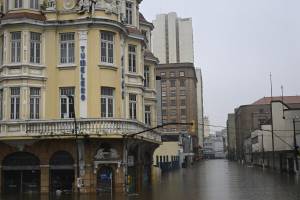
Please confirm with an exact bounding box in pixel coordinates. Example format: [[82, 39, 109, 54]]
[[0, 0, 159, 194]]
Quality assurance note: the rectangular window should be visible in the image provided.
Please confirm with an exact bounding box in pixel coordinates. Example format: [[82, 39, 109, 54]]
[[145, 105, 151, 126], [162, 109, 167, 116], [160, 72, 166, 77], [101, 87, 114, 118], [14, 0, 22, 8], [181, 109, 186, 116], [170, 99, 176, 106], [10, 87, 20, 120], [180, 99, 186, 106], [60, 87, 75, 118], [60, 33, 75, 64], [30, 32, 41, 64], [170, 90, 176, 97], [170, 109, 177, 116], [101, 32, 114, 64], [180, 79, 186, 87], [144, 66, 150, 88], [30, 88, 40, 119], [11, 32, 21, 63], [129, 94, 137, 119], [179, 71, 185, 77], [125, 1, 133, 25], [170, 80, 176, 87], [0, 89, 3, 120], [128, 45, 136, 72], [170, 72, 175, 77], [30, 0, 39, 9], [162, 91, 166, 97]]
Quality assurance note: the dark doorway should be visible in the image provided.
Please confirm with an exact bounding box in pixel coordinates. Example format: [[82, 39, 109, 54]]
[[97, 166, 113, 194], [49, 151, 74, 193], [2, 152, 40, 193]]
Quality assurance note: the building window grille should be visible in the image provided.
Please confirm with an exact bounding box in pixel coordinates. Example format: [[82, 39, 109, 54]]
[[11, 32, 21, 63], [60, 87, 75, 119], [60, 33, 75, 64], [145, 105, 151, 126], [125, 1, 133, 25], [30, 32, 41, 64], [101, 87, 114, 118], [30, 88, 40, 119], [128, 45, 136, 72], [144, 66, 150, 88], [0, 89, 3, 120], [14, 0, 22, 8], [101, 32, 114, 64], [129, 94, 137, 119], [10, 87, 20, 120], [30, 0, 39, 9]]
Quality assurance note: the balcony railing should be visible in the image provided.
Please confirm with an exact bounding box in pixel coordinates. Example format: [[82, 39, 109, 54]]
[[0, 118, 161, 143]]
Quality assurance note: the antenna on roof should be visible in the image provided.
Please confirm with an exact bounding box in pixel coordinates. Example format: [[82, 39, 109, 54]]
[[270, 72, 273, 100]]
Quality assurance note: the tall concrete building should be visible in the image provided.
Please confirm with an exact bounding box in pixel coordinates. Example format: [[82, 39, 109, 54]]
[[152, 12, 194, 64], [204, 116, 211, 138], [0, 0, 160, 194], [196, 69, 204, 149]]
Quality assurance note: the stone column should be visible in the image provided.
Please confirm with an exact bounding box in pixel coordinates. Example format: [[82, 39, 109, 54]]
[[40, 165, 49, 193]]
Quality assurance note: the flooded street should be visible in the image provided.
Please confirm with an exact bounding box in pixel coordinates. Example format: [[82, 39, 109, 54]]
[[2, 160, 300, 200]]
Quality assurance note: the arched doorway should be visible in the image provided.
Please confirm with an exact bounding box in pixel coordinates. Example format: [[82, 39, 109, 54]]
[[49, 151, 74, 193], [2, 152, 40, 193], [96, 166, 113, 194]]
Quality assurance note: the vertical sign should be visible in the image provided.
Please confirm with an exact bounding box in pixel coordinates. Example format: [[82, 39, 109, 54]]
[[79, 31, 88, 118]]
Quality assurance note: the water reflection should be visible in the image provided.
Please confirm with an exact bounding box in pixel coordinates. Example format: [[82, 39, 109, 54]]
[[2, 160, 300, 200]]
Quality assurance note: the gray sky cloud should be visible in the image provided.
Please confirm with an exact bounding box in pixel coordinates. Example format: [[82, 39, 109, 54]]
[[140, 0, 300, 131]]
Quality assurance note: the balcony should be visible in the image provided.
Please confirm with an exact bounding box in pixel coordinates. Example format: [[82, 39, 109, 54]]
[[0, 118, 161, 143]]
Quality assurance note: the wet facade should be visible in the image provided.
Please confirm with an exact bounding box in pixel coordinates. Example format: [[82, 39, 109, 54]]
[[0, 0, 160, 195]]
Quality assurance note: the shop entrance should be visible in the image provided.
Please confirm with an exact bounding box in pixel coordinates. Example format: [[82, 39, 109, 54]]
[[49, 151, 74, 193], [2, 152, 40, 193], [96, 166, 113, 194]]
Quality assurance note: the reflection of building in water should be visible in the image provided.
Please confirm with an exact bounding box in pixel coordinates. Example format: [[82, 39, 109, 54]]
[[0, 0, 160, 195]]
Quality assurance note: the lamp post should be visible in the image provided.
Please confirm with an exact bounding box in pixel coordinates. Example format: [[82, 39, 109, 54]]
[[68, 95, 81, 194]]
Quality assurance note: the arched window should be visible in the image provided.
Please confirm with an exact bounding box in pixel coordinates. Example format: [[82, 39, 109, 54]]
[[50, 151, 74, 167], [2, 152, 40, 166]]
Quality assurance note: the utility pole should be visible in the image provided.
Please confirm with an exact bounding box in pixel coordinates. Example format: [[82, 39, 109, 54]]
[[68, 96, 81, 194], [293, 119, 299, 172], [270, 73, 275, 170], [262, 133, 264, 169]]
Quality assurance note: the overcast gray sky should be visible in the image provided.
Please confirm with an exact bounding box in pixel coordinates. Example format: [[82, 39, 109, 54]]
[[140, 0, 300, 132]]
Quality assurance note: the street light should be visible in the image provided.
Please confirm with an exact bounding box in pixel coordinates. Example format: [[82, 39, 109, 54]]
[[67, 95, 81, 194]]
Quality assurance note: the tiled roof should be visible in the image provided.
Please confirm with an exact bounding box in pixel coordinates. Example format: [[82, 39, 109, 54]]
[[1, 12, 46, 21], [126, 27, 142, 36], [144, 50, 159, 62], [252, 96, 300, 105], [139, 13, 154, 28]]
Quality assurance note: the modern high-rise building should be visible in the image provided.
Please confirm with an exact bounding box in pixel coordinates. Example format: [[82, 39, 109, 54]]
[[152, 12, 194, 64], [196, 68, 204, 149], [204, 116, 211, 138], [0, 0, 160, 194]]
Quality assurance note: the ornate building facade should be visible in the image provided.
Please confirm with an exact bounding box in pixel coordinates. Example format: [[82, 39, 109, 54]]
[[0, 0, 159, 194]]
